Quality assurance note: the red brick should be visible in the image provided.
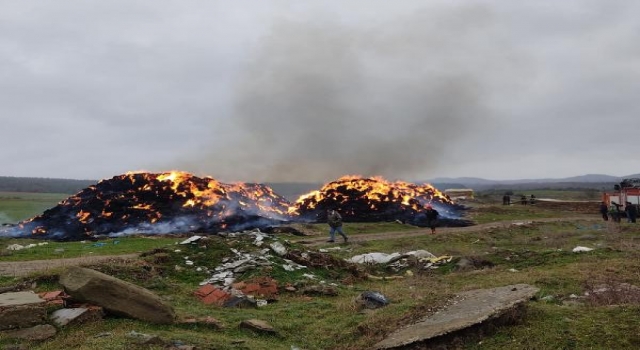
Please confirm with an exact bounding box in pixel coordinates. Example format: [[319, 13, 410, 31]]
[[38, 290, 64, 301], [201, 289, 231, 305], [243, 284, 260, 293], [194, 284, 216, 298], [232, 281, 246, 290]]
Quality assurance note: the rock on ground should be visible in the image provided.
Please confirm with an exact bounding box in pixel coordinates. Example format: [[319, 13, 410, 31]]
[[59, 266, 175, 324]]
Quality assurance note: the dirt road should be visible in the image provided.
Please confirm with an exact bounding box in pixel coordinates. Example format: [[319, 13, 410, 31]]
[[0, 216, 599, 277], [294, 216, 600, 246], [0, 254, 139, 277]]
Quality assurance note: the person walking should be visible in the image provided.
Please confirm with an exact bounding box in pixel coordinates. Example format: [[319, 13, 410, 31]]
[[625, 202, 637, 223], [610, 202, 623, 223], [326, 209, 348, 243], [599, 201, 609, 221], [425, 204, 440, 234]]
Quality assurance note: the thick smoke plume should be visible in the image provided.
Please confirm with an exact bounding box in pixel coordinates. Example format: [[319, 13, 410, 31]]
[[186, 5, 517, 182]]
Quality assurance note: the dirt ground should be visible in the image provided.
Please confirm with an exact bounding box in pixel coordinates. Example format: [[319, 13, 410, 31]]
[[0, 215, 599, 278]]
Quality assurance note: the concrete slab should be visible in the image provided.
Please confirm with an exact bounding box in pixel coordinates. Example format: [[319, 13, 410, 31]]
[[373, 284, 539, 349], [51, 307, 103, 327], [0, 291, 45, 307], [0, 292, 47, 330]]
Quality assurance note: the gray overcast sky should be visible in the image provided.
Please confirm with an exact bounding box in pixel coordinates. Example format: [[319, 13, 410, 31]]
[[1, 0, 639, 183]]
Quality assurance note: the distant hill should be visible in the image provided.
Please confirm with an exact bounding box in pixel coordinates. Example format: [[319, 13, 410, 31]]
[[2, 173, 639, 197], [428, 177, 498, 185], [426, 173, 638, 186]]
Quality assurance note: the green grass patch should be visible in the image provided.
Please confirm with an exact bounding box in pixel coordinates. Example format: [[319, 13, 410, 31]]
[[468, 204, 567, 224], [0, 191, 69, 224], [0, 236, 178, 261]]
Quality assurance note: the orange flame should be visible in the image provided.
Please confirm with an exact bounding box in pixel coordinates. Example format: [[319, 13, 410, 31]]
[[291, 175, 451, 214]]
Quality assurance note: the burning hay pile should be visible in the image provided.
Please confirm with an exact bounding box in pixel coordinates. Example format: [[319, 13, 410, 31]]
[[1, 173, 471, 241], [7, 172, 291, 240], [290, 176, 471, 227]]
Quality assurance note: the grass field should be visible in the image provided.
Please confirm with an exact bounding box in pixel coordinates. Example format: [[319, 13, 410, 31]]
[[0, 192, 70, 224], [2, 192, 639, 349]]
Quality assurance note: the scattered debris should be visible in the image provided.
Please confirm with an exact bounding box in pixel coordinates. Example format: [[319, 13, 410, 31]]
[[239, 319, 277, 335], [366, 274, 404, 281], [300, 285, 339, 297], [572, 246, 594, 253], [179, 235, 203, 245], [348, 252, 407, 264], [50, 307, 103, 327], [270, 241, 288, 256], [194, 284, 232, 306], [178, 316, 224, 330], [511, 221, 532, 226], [232, 277, 278, 299], [5, 242, 49, 251], [347, 250, 451, 271], [584, 282, 640, 306], [127, 330, 167, 346], [356, 291, 390, 309], [37, 290, 67, 307], [2, 324, 57, 341], [223, 296, 258, 308]]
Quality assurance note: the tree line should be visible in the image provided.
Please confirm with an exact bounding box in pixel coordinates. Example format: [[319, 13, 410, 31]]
[[0, 176, 97, 194]]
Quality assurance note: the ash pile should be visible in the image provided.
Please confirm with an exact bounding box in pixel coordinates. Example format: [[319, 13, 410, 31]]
[[6, 172, 292, 241], [290, 176, 472, 227]]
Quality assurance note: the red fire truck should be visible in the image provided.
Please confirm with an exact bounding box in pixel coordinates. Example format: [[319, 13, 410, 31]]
[[602, 178, 640, 207]]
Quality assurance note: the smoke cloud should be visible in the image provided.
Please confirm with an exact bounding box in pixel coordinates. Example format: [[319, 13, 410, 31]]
[[183, 4, 521, 182]]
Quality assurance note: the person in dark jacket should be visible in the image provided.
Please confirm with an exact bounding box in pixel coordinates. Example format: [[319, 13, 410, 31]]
[[599, 202, 609, 221], [625, 202, 637, 223], [326, 209, 348, 243], [520, 195, 527, 205], [610, 202, 623, 223], [425, 204, 440, 234]]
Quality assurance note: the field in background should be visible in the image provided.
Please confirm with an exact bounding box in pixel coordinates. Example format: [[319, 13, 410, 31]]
[[476, 188, 603, 201], [1, 189, 639, 349], [0, 192, 69, 224]]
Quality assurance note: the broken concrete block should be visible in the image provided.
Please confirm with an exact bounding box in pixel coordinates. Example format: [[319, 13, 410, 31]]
[[2, 324, 57, 341], [50, 307, 103, 327], [223, 296, 257, 308], [126, 330, 166, 345], [239, 319, 276, 334], [374, 284, 540, 349], [0, 291, 47, 330], [60, 266, 175, 324]]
